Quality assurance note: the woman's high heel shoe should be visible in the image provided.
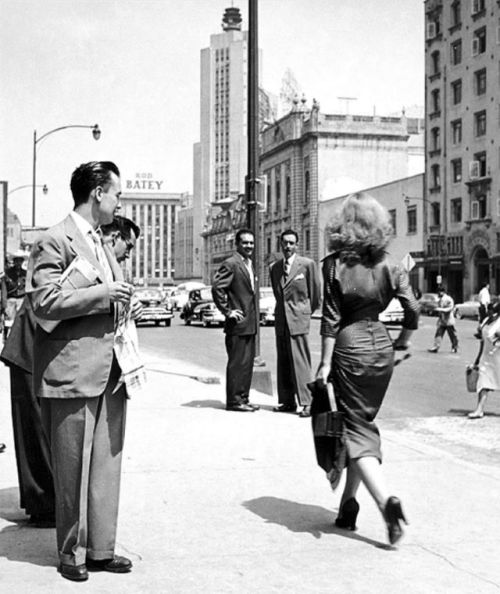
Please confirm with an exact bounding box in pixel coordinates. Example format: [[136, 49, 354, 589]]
[[384, 496, 408, 545], [335, 498, 359, 531]]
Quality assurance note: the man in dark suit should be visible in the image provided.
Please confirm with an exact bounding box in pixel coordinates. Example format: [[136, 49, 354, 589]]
[[27, 161, 137, 582], [212, 228, 260, 412], [270, 229, 321, 417]]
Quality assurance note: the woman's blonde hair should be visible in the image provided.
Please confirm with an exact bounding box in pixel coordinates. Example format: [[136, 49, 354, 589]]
[[326, 192, 393, 264]]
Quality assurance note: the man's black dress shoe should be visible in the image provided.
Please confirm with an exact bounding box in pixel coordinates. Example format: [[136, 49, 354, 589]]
[[0, 443, 6, 453], [29, 512, 56, 528], [273, 404, 297, 413], [298, 406, 311, 418], [243, 398, 260, 410], [58, 563, 89, 581], [86, 555, 132, 573], [226, 403, 255, 412]]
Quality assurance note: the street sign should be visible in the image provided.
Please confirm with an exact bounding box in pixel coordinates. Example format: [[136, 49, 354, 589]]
[[402, 253, 416, 272]]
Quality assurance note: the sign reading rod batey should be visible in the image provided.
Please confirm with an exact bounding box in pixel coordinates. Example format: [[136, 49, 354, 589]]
[[401, 253, 416, 272], [125, 172, 164, 191]]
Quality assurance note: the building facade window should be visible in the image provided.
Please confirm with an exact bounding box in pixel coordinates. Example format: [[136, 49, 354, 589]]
[[475, 110, 487, 136], [431, 50, 440, 74], [388, 209, 397, 234], [451, 158, 462, 182], [471, 194, 487, 219], [451, 198, 462, 222], [451, 0, 461, 26], [275, 165, 281, 212], [451, 119, 462, 143], [407, 206, 417, 234], [285, 162, 291, 210], [451, 79, 462, 104], [474, 68, 487, 95], [266, 174, 271, 213], [431, 127, 441, 151], [305, 229, 310, 252], [472, 27, 486, 55], [431, 202, 441, 227], [451, 39, 462, 65], [431, 164, 441, 188], [471, 151, 487, 177], [304, 156, 310, 204], [431, 88, 441, 113]]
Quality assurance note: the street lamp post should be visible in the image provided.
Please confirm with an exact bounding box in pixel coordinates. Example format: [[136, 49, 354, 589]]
[[32, 123, 101, 226], [403, 193, 442, 287]]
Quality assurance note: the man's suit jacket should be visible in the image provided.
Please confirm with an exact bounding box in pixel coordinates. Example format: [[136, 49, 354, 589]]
[[27, 214, 122, 399], [212, 253, 257, 336], [270, 255, 321, 337]]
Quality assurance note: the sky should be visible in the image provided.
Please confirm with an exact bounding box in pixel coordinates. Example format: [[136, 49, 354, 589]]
[[0, 0, 424, 227]]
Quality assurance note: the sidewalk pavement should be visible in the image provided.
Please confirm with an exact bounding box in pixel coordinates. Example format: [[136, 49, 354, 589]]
[[1, 348, 500, 593]]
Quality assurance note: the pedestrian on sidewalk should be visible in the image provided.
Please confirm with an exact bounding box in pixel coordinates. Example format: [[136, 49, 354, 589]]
[[469, 300, 500, 419], [212, 228, 260, 412], [270, 229, 321, 418], [428, 286, 459, 353], [316, 192, 419, 546], [478, 282, 491, 324], [27, 161, 137, 582], [0, 297, 56, 528]]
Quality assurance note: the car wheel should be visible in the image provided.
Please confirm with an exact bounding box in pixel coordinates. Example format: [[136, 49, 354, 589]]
[[455, 310, 462, 319], [202, 319, 208, 328], [184, 318, 191, 326], [155, 321, 160, 326], [165, 319, 171, 327]]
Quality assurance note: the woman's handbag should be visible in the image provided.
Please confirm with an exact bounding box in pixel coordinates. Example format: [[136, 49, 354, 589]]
[[466, 337, 484, 393], [308, 380, 347, 491], [466, 365, 479, 393]]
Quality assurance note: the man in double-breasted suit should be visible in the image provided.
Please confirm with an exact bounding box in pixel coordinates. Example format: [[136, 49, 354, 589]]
[[212, 228, 260, 412], [270, 229, 321, 417], [27, 161, 137, 582]]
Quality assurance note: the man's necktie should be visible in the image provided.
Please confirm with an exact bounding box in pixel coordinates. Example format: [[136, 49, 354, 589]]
[[89, 230, 113, 283], [283, 258, 290, 280], [245, 258, 255, 291]]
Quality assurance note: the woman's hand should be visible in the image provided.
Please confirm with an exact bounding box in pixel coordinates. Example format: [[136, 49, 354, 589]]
[[315, 362, 331, 388]]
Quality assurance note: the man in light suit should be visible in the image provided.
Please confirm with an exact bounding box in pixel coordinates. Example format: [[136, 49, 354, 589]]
[[270, 229, 321, 417], [27, 161, 136, 582], [212, 228, 260, 412]]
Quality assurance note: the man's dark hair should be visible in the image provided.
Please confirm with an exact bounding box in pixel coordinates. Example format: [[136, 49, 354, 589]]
[[280, 229, 299, 242], [235, 228, 254, 244], [70, 161, 120, 207], [101, 215, 140, 240]]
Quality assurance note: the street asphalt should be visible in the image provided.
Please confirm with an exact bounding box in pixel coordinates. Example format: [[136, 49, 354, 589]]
[[1, 343, 500, 593]]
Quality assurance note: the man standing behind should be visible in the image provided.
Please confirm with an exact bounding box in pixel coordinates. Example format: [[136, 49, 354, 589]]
[[478, 282, 491, 323], [270, 230, 321, 417], [212, 228, 260, 412], [27, 161, 135, 582]]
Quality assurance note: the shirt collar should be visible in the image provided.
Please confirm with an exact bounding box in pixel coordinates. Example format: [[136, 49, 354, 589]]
[[285, 253, 296, 266], [70, 210, 96, 238]]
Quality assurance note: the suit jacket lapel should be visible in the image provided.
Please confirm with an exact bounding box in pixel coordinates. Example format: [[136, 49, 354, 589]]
[[103, 243, 123, 281], [63, 215, 105, 281], [284, 257, 300, 287], [237, 257, 253, 292]]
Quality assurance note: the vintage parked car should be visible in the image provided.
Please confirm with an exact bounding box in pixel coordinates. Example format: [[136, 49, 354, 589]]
[[170, 282, 206, 311], [419, 292, 440, 316], [454, 296, 480, 320], [378, 298, 404, 325], [259, 286, 276, 326], [134, 288, 174, 327], [181, 286, 225, 327]]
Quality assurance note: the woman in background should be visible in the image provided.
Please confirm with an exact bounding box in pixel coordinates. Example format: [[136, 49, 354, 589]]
[[469, 300, 500, 419], [316, 192, 420, 546]]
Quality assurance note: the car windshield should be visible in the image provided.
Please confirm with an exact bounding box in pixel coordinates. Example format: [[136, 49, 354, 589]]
[[422, 294, 437, 300]]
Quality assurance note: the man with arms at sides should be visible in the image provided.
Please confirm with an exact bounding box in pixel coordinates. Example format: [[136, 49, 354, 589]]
[[27, 161, 136, 582], [270, 229, 321, 417], [212, 228, 260, 412]]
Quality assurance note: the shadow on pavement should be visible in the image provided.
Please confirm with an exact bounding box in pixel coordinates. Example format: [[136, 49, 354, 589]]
[[0, 487, 56, 568], [242, 496, 388, 549], [182, 399, 225, 409], [449, 408, 500, 418]]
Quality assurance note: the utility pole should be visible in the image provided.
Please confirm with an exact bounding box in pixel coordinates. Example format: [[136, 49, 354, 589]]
[[246, 0, 272, 392]]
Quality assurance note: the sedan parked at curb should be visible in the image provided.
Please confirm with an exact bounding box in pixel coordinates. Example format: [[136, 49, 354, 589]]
[[379, 298, 404, 325], [454, 298, 480, 320], [181, 287, 225, 327]]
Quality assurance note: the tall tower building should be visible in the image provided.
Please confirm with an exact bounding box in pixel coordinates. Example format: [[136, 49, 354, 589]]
[[425, 0, 500, 300], [191, 6, 248, 281]]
